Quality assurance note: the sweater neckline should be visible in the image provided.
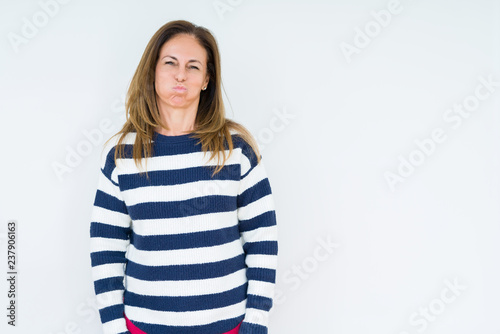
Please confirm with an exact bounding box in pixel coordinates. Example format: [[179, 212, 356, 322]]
[[152, 130, 199, 144]]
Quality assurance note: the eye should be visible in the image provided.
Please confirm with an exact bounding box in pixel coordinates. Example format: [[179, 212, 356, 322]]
[[189, 66, 199, 70], [165, 61, 174, 65]]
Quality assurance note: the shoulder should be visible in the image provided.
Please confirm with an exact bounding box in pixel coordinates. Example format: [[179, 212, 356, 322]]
[[228, 129, 261, 177], [229, 128, 258, 153], [99, 132, 137, 175]]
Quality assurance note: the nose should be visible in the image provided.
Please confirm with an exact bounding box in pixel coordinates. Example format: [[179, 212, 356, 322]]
[[175, 66, 187, 82]]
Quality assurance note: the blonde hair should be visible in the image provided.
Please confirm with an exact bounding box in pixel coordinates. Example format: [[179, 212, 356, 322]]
[[104, 19, 260, 178]]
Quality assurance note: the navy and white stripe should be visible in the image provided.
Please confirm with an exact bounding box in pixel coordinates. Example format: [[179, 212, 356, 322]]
[[89, 130, 278, 334]]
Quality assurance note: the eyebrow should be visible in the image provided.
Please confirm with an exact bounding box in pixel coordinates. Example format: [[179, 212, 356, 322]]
[[162, 55, 202, 64]]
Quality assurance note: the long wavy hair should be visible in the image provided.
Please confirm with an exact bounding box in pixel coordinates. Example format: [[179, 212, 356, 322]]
[[104, 19, 261, 178]]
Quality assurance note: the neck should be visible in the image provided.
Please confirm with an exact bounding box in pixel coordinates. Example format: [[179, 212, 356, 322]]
[[156, 103, 198, 136]]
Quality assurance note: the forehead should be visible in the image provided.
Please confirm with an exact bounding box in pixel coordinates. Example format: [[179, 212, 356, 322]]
[[158, 34, 207, 63]]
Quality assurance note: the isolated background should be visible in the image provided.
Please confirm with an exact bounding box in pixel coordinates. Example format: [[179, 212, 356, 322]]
[[1, 0, 499, 333]]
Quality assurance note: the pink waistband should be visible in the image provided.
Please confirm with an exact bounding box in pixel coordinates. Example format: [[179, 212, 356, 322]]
[[124, 313, 243, 334]]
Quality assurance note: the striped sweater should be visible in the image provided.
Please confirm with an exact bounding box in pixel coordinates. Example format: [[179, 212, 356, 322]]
[[89, 129, 278, 334]]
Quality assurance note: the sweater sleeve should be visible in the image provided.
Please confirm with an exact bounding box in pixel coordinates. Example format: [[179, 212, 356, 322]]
[[89, 140, 131, 334], [236, 141, 279, 334]]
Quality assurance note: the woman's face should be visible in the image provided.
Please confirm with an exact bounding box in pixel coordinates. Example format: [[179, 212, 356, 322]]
[[155, 34, 209, 112]]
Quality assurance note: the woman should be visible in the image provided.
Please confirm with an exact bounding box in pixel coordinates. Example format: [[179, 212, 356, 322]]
[[89, 20, 278, 334]]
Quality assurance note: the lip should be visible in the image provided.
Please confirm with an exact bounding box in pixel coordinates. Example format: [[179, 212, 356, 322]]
[[173, 86, 187, 91]]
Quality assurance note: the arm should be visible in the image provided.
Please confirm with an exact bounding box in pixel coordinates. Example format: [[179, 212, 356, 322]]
[[89, 140, 131, 334], [237, 142, 279, 334]]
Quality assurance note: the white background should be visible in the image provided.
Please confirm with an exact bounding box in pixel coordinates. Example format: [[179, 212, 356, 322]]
[[1, 0, 499, 333]]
